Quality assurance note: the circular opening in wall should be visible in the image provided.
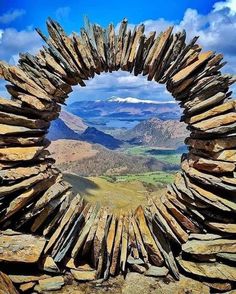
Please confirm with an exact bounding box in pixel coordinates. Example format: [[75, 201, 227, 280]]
[[47, 71, 185, 213]]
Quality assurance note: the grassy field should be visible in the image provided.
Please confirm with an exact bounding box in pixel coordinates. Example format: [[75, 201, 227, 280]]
[[123, 146, 182, 165], [63, 172, 171, 212], [102, 171, 175, 186]]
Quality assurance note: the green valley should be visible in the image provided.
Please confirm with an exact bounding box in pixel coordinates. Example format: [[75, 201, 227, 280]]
[[123, 146, 182, 165]]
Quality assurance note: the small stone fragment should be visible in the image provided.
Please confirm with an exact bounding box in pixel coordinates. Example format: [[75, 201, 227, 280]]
[[71, 269, 96, 281], [35, 276, 64, 292]]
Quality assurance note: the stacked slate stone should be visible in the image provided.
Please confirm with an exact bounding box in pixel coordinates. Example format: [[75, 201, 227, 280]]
[[0, 17, 235, 293]]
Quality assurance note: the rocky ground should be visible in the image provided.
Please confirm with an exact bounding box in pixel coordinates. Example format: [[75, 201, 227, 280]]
[[39, 274, 216, 294]]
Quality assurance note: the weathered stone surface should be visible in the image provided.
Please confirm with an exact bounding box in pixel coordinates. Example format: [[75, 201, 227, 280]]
[[9, 274, 50, 284], [147, 203, 180, 279], [121, 27, 137, 71], [210, 149, 236, 162], [120, 216, 129, 272], [171, 51, 213, 85], [19, 282, 36, 292], [149, 199, 181, 244], [115, 19, 128, 69], [162, 195, 200, 233], [0, 96, 55, 123], [131, 216, 148, 263], [44, 194, 81, 253], [52, 202, 88, 262], [35, 276, 64, 292], [186, 177, 236, 211], [42, 192, 72, 237], [189, 233, 226, 241], [0, 146, 44, 161], [82, 208, 100, 256], [135, 206, 164, 265], [192, 112, 236, 131], [0, 169, 53, 198], [106, 24, 116, 71], [0, 111, 49, 129], [186, 137, 236, 152], [202, 281, 232, 292], [187, 153, 235, 173], [0, 62, 52, 100], [17, 93, 59, 115], [217, 253, 236, 262], [31, 180, 71, 214], [182, 160, 236, 192], [154, 33, 177, 82], [186, 100, 236, 124], [127, 218, 139, 260], [128, 25, 144, 71], [182, 238, 236, 255], [0, 123, 46, 135], [40, 256, 59, 273], [178, 258, 236, 281], [71, 205, 99, 259], [71, 269, 96, 281], [153, 198, 189, 243], [0, 272, 19, 294], [206, 222, 236, 233], [144, 265, 168, 277], [93, 25, 107, 70], [187, 92, 226, 114], [0, 136, 45, 147], [0, 230, 46, 263], [0, 160, 52, 181], [92, 207, 108, 267], [1, 173, 57, 221], [148, 27, 173, 80], [110, 215, 123, 275]]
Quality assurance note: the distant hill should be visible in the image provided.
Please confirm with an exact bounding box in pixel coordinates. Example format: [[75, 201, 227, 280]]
[[48, 109, 86, 141], [60, 110, 87, 133], [67, 96, 181, 120], [47, 118, 81, 141], [118, 118, 188, 149], [48, 112, 123, 149], [48, 139, 98, 164], [48, 139, 177, 177], [80, 127, 123, 149]]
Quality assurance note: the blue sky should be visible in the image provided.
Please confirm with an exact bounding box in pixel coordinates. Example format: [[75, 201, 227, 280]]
[[0, 0, 235, 102]]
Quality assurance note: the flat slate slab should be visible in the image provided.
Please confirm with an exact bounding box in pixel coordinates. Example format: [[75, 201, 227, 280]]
[[0, 229, 46, 263]]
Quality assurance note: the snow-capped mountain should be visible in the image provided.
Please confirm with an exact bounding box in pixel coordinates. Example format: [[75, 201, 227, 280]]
[[68, 96, 181, 121], [107, 96, 175, 104]]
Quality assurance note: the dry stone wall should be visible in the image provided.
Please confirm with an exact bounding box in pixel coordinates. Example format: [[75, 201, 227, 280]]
[[0, 17, 235, 292]]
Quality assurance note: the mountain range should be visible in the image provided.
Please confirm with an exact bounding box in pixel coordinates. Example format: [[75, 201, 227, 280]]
[[67, 96, 181, 120], [118, 118, 188, 149], [47, 97, 188, 151], [48, 110, 123, 149]]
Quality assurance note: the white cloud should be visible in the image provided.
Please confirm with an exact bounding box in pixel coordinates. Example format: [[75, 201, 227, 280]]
[[68, 71, 171, 103], [0, 28, 43, 97], [214, 0, 236, 15], [55, 7, 71, 22], [0, 28, 43, 63], [0, 9, 25, 24], [0, 29, 3, 42]]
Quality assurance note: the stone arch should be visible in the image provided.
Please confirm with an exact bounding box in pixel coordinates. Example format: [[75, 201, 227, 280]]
[[0, 17, 236, 290]]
